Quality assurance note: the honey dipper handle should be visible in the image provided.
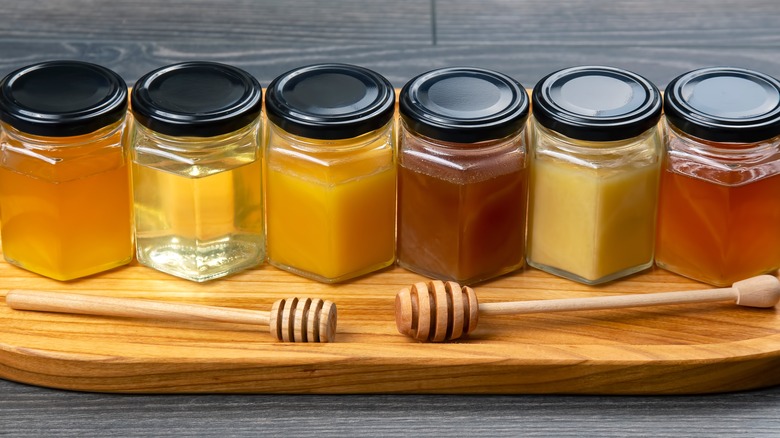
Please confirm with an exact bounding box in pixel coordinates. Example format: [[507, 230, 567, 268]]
[[479, 288, 735, 315], [478, 275, 780, 316], [5, 290, 271, 326]]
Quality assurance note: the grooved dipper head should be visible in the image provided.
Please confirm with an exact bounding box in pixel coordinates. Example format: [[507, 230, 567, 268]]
[[269, 297, 337, 343], [395, 281, 479, 342]]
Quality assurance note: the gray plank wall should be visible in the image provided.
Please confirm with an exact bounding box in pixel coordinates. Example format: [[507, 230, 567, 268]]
[[1, 0, 779, 87], [1, 0, 780, 436]]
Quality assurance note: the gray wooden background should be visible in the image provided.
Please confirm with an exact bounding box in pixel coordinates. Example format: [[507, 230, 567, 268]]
[[1, 0, 780, 436]]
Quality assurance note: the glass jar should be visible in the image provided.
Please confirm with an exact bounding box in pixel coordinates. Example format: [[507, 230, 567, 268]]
[[0, 60, 132, 281], [656, 67, 780, 286], [130, 62, 264, 282], [527, 66, 663, 285], [397, 67, 530, 285], [264, 63, 396, 283]]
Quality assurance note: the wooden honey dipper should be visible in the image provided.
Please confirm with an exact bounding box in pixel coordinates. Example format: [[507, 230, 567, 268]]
[[5, 290, 337, 343], [395, 275, 780, 342]]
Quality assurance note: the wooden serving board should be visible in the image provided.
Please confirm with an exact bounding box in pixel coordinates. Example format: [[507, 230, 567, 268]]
[[0, 250, 778, 395]]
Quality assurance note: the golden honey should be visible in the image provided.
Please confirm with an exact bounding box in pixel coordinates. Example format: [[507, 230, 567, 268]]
[[0, 61, 132, 280], [266, 124, 396, 281]]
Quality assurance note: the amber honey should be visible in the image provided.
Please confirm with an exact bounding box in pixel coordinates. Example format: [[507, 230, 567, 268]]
[[397, 67, 530, 284], [0, 124, 132, 280], [398, 161, 527, 283]]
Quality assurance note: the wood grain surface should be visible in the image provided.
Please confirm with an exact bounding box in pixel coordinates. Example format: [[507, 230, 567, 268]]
[[2, 0, 780, 436], [1, 251, 778, 395]]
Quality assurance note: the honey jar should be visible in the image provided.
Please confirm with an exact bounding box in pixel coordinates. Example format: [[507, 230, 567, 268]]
[[130, 61, 265, 282], [527, 66, 663, 285], [397, 67, 530, 284], [264, 63, 396, 283], [0, 60, 133, 281], [656, 67, 780, 286]]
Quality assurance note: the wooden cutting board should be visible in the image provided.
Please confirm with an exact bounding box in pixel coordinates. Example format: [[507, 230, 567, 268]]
[[1, 250, 778, 395]]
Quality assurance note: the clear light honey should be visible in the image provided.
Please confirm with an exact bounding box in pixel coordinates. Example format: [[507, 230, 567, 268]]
[[130, 62, 264, 282]]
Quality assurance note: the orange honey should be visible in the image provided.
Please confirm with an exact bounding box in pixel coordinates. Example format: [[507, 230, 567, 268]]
[[657, 67, 780, 286], [655, 164, 780, 286]]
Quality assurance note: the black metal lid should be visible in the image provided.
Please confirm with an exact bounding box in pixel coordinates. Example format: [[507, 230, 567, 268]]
[[399, 67, 529, 143], [0, 60, 128, 137], [265, 63, 395, 140], [664, 67, 780, 143], [131, 61, 262, 137], [532, 66, 662, 141]]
